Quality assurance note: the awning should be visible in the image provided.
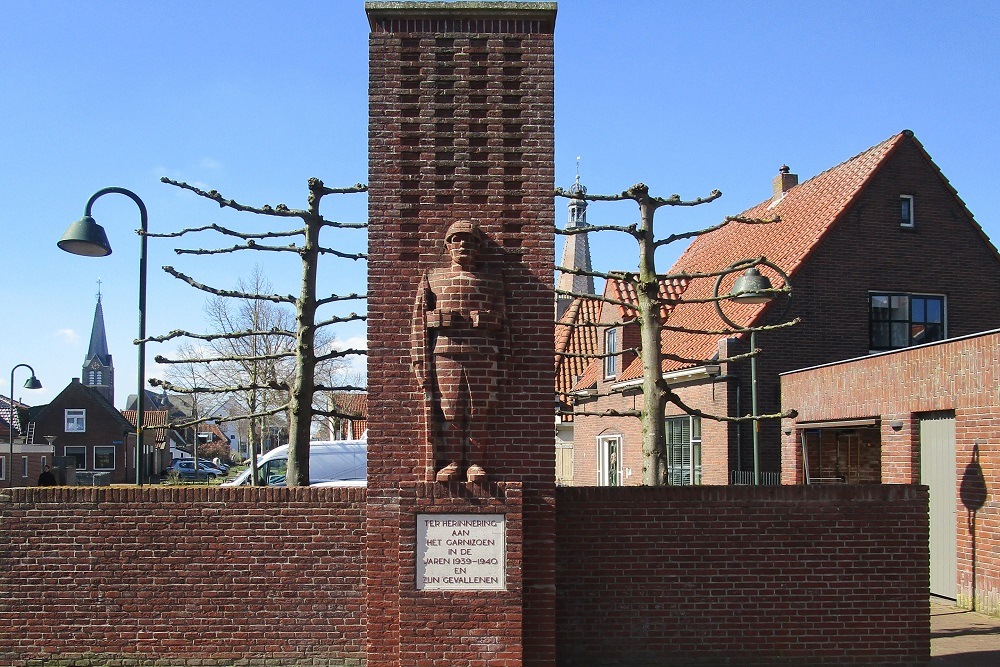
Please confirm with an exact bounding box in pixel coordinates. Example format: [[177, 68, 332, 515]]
[[795, 417, 879, 429]]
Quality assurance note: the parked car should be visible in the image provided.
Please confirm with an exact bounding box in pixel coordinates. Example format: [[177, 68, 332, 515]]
[[165, 459, 225, 480], [223, 439, 367, 487]]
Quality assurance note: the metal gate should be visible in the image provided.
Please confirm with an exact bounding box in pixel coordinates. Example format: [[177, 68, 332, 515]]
[[920, 412, 957, 599]]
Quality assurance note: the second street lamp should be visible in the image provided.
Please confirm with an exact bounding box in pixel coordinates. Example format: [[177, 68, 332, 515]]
[[713, 259, 790, 485], [59, 187, 149, 486], [8, 364, 43, 489]]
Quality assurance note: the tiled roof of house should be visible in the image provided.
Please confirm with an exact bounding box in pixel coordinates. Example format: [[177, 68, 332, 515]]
[[331, 392, 368, 419], [123, 409, 170, 445], [555, 296, 602, 402], [616, 131, 910, 382], [567, 275, 688, 393], [0, 396, 28, 436]]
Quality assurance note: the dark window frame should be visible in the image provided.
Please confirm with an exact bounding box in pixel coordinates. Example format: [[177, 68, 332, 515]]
[[869, 292, 945, 351]]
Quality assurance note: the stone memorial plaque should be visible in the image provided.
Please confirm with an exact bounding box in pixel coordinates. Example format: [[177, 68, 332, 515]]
[[416, 514, 505, 590]]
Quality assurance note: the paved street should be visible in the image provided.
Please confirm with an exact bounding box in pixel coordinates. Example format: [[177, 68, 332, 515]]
[[931, 599, 1000, 665]]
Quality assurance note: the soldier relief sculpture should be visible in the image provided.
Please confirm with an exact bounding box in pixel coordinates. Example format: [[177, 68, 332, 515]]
[[411, 221, 507, 483]]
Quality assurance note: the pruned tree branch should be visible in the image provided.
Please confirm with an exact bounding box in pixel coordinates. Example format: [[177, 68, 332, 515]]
[[174, 242, 302, 256], [141, 327, 294, 344], [161, 176, 307, 218], [154, 351, 295, 366], [317, 246, 368, 260], [149, 378, 290, 394], [316, 292, 367, 307], [162, 266, 296, 303], [315, 348, 368, 363], [315, 313, 367, 329], [653, 214, 780, 249], [146, 222, 305, 240]]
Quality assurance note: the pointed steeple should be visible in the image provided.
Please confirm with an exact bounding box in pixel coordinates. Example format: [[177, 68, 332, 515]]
[[83, 285, 115, 404], [556, 160, 596, 319]]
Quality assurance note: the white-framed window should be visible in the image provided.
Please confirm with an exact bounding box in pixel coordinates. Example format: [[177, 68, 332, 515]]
[[22, 456, 29, 478], [94, 446, 116, 471], [604, 327, 618, 378], [0, 455, 6, 480], [870, 292, 945, 351], [64, 446, 86, 470], [65, 409, 86, 433], [900, 195, 915, 228], [667, 415, 702, 486], [596, 434, 623, 486]]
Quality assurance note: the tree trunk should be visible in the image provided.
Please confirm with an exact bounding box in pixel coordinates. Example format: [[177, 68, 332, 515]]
[[634, 187, 668, 486], [285, 181, 323, 486]]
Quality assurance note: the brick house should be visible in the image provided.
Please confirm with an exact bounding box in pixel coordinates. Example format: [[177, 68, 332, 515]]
[[1, 396, 54, 487], [30, 378, 138, 484], [781, 329, 1000, 609], [569, 130, 1000, 486]]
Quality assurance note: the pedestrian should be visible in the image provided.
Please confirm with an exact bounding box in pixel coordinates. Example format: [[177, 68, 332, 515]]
[[37, 465, 56, 486]]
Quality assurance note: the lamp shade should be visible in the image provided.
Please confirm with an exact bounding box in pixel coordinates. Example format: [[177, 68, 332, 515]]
[[58, 216, 113, 257], [23, 375, 42, 390], [730, 267, 774, 304]]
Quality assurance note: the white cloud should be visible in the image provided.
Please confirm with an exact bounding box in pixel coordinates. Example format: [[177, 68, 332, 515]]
[[54, 328, 80, 345], [200, 157, 222, 170], [342, 336, 368, 382]]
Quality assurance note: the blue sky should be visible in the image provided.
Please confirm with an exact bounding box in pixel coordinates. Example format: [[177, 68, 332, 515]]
[[3, 0, 1000, 408]]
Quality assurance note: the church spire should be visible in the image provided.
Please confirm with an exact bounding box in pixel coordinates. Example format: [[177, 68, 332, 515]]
[[83, 286, 115, 404], [556, 159, 596, 319]]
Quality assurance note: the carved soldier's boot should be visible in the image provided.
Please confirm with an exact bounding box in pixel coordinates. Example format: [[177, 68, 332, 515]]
[[436, 461, 461, 482], [466, 464, 487, 484]]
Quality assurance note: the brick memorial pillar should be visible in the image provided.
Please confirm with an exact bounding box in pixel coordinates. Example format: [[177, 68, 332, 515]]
[[366, 2, 556, 665]]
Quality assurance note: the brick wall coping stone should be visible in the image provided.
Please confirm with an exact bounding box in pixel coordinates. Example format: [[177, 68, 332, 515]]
[[780, 327, 1000, 377]]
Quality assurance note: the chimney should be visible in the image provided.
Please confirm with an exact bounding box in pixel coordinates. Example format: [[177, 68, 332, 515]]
[[71, 377, 80, 384], [772, 165, 798, 202]]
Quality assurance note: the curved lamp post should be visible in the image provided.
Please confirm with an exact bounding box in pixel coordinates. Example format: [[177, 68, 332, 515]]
[[8, 364, 42, 489], [713, 259, 791, 485], [59, 187, 148, 486]]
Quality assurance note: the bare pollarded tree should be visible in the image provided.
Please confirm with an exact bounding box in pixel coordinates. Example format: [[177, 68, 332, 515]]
[[145, 177, 367, 486], [554, 183, 797, 486]]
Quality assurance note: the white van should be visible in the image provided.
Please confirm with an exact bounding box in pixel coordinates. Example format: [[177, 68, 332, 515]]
[[223, 439, 367, 487]]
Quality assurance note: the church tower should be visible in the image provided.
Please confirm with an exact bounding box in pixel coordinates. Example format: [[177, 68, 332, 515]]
[[83, 290, 114, 404], [556, 166, 596, 319]]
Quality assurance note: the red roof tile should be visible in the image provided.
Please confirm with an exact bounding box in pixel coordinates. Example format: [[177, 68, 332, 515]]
[[555, 297, 603, 399], [618, 131, 909, 382], [331, 392, 368, 419]]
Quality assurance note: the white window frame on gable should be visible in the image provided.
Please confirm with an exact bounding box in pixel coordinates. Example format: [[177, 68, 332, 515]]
[[65, 409, 86, 433], [900, 195, 915, 228], [0, 455, 6, 481], [604, 327, 618, 379], [596, 434, 624, 486]]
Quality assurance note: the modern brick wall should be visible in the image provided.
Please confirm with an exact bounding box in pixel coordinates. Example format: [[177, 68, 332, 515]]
[[555, 484, 930, 666], [2, 484, 931, 665], [366, 3, 556, 665], [782, 330, 1000, 615], [0, 486, 366, 667]]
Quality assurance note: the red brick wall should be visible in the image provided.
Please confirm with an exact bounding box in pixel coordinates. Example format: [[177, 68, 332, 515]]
[[366, 4, 556, 665], [0, 486, 366, 666], [782, 330, 1000, 614], [555, 484, 930, 666]]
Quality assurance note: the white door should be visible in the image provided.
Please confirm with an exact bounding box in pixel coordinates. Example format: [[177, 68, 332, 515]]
[[920, 412, 957, 599], [597, 435, 622, 486]]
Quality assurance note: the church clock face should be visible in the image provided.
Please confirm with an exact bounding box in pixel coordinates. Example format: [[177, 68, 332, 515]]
[[90, 359, 101, 369]]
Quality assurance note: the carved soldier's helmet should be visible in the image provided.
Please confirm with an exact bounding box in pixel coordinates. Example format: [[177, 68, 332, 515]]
[[445, 220, 480, 243]]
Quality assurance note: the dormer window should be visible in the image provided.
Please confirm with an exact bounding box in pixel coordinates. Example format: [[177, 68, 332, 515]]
[[900, 195, 915, 228], [604, 328, 618, 378]]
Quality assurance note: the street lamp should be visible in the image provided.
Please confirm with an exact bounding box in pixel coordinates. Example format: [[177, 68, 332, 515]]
[[8, 364, 43, 489], [714, 259, 790, 485], [59, 187, 149, 486]]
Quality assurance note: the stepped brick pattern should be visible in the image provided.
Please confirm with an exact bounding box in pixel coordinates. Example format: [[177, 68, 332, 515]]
[[365, 3, 556, 665]]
